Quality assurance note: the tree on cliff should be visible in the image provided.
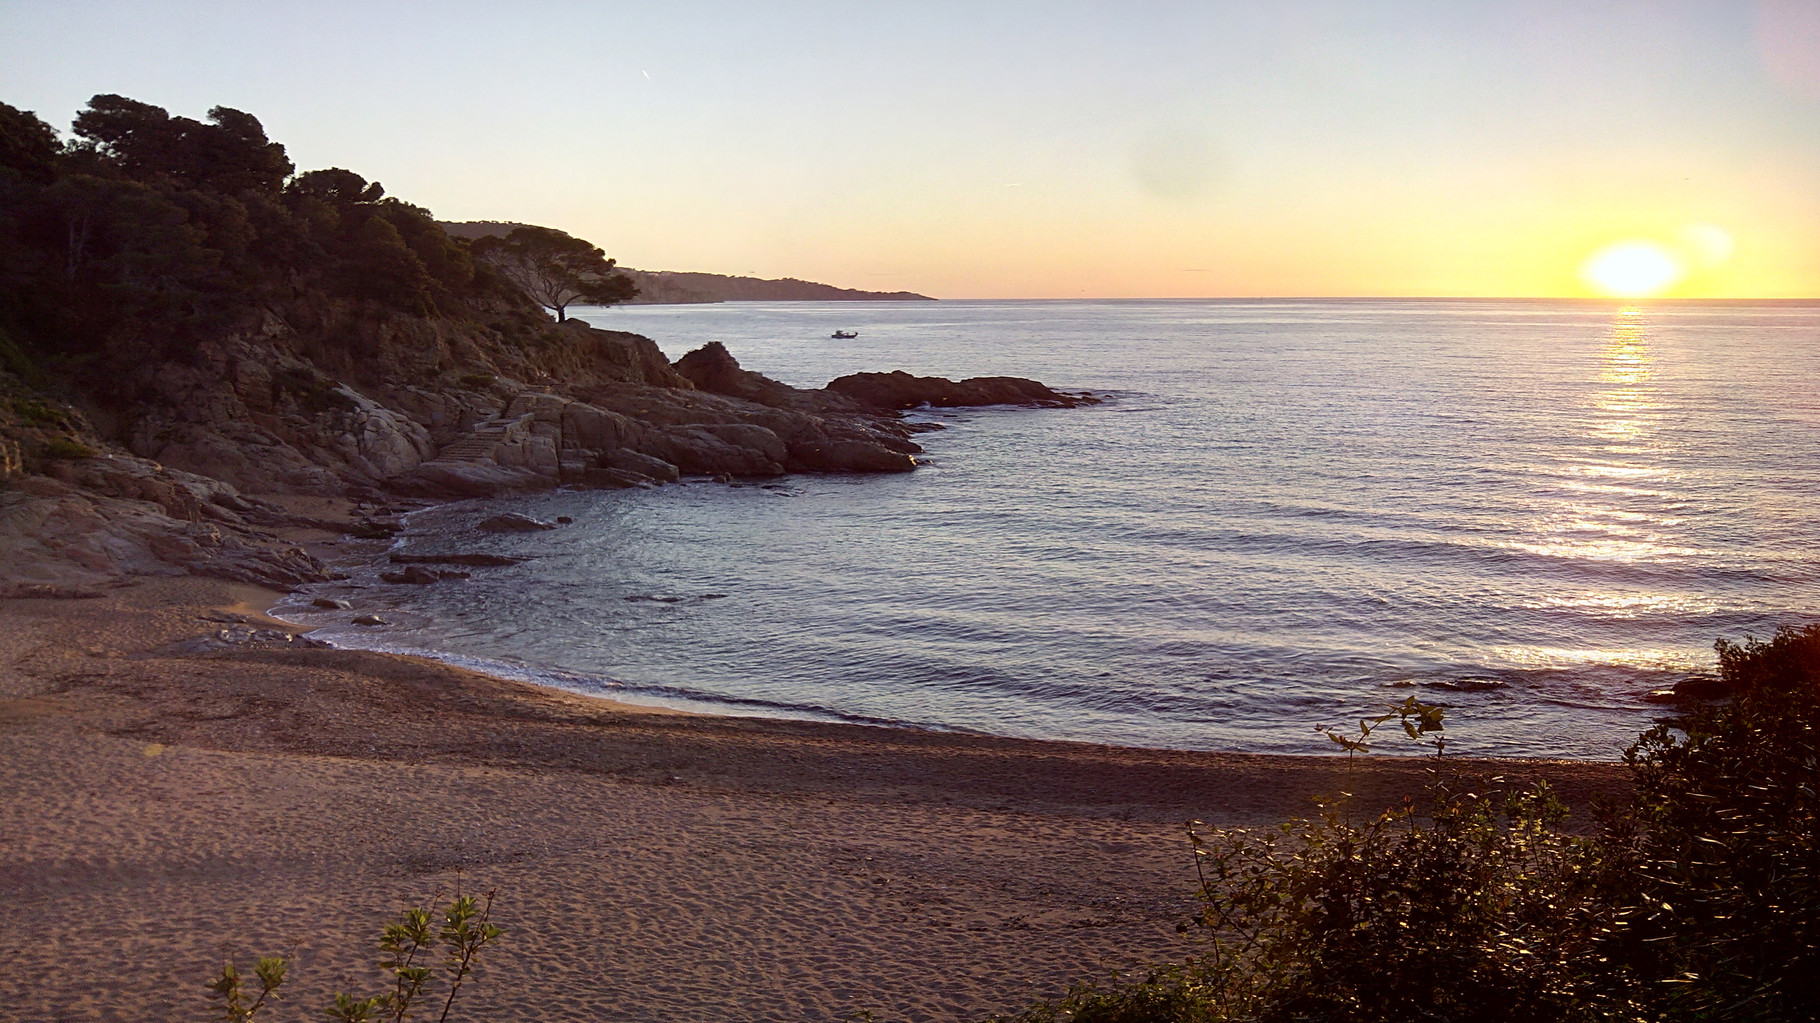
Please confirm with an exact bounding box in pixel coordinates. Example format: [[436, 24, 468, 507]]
[[470, 225, 636, 322], [71, 94, 293, 194]]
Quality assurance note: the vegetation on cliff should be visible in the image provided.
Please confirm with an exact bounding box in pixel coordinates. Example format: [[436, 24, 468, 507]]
[[0, 96, 543, 368]]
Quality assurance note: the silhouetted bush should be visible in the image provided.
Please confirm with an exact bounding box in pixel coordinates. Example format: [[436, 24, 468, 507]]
[[996, 631, 1820, 1022], [1598, 626, 1820, 1020]]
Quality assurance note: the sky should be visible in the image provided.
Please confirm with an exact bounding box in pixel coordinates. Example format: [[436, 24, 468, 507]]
[[3, 1, 1818, 299]]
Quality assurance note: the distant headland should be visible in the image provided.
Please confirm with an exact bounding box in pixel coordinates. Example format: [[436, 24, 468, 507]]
[[439, 221, 936, 304]]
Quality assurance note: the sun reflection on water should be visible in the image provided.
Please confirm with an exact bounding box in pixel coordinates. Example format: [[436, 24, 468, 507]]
[[1505, 309, 1697, 632], [1488, 645, 1703, 672], [1532, 310, 1675, 557]]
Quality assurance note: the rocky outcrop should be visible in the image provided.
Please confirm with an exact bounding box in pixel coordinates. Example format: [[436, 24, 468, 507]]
[[89, 311, 700, 498], [827, 371, 1099, 410], [0, 475, 328, 596], [478, 513, 558, 532], [386, 344, 930, 496], [673, 342, 815, 409], [41, 452, 271, 526], [3, 296, 1090, 588]]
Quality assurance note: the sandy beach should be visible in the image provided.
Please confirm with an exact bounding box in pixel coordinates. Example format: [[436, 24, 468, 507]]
[[0, 577, 1633, 1022]]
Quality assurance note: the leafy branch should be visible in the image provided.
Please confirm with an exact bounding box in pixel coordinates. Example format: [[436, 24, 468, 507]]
[[207, 892, 503, 1023]]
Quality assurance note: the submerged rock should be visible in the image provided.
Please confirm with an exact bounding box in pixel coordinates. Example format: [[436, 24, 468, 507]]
[[311, 597, 353, 609], [379, 565, 471, 584], [351, 614, 387, 626], [388, 553, 526, 567], [1647, 674, 1731, 703], [477, 513, 557, 532]]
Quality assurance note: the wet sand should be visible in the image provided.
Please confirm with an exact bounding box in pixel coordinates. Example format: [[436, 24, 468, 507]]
[[0, 577, 1632, 1022]]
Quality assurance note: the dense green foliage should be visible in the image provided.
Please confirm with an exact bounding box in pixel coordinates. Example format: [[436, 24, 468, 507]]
[[999, 628, 1820, 1023], [0, 95, 597, 371]]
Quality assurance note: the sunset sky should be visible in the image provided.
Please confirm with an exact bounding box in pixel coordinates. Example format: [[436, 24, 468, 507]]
[[4, 1, 1818, 299]]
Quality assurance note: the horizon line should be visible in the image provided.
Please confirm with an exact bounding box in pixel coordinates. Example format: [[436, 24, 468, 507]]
[[629, 294, 1820, 304]]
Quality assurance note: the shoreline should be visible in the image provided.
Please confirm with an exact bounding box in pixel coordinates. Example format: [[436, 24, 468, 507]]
[[258, 493, 1654, 761], [0, 575, 1635, 1022]]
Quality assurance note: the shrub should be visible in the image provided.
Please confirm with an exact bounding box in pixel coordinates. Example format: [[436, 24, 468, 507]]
[[456, 373, 495, 389], [1182, 784, 1612, 1023], [997, 772, 1617, 1023], [995, 700, 1620, 1023], [1598, 626, 1820, 1020], [995, 642, 1820, 1023], [11, 397, 67, 425], [43, 436, 97, 459], [209, 891, 502, 1023]]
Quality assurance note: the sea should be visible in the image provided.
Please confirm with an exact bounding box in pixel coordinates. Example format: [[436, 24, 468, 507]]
[[275, 299, 1820, 760]]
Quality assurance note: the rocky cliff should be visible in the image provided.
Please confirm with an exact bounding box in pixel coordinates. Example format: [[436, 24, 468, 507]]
[[0, 95, 1068, 596], [0, 310, 942, 593]]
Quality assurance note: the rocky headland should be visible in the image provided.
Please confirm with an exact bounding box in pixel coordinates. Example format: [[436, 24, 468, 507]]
[[0, 95, 1093, 597], [1, 320, 1094, 595]]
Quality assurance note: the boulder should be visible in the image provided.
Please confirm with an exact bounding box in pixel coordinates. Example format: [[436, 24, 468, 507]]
[[641, 426, 786, 477], [561, 402, 643, 452], [478, 513, 558, 532], [44, 453, 264, 524], [673, 342, 858, 412], [818, 438, 919, 473], [128, 416, 346, 494], [319, 384, 436, 478], [394, 461, 556, 498], [600, 448, 680, 482], [562, 322, 698, 389], [566, 467, 650, 489]]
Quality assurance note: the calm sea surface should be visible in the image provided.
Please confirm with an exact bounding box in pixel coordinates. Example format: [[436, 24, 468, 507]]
[[279, 300, 1820, 759]]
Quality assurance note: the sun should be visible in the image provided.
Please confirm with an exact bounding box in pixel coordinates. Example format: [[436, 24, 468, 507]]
[[1581, 241, 1686, 298]]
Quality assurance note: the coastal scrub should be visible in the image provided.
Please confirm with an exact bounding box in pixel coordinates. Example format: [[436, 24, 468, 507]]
[[998, 629, 1820, 1022]]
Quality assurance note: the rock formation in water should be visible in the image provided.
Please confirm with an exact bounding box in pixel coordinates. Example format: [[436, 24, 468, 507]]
[[0, 95, 1079, 594], [827, 370, 1101, 410]]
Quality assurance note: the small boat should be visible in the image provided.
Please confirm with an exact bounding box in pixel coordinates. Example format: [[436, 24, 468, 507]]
[[830, 330, 859, 339]]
